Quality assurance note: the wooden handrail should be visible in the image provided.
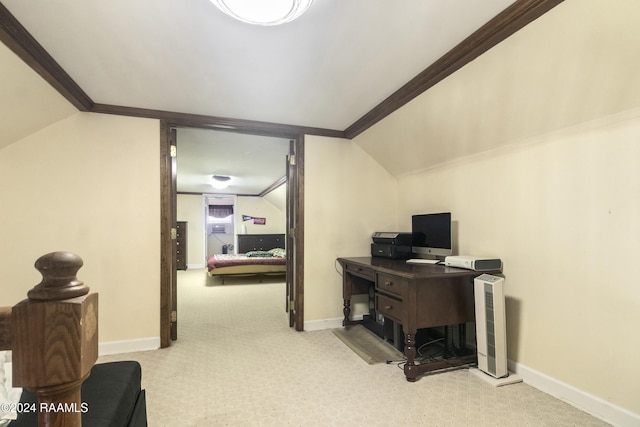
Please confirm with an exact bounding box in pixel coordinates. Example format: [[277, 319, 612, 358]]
[[6, 252, 98, 427]]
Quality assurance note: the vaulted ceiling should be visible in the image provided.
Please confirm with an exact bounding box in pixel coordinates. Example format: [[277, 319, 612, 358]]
[[1, 0, 569, 193]]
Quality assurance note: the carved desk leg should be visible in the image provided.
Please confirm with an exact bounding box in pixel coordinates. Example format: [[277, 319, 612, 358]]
[[342, 270, 354, 326], [403, 332, 419, 382], [342, 299, 352, 326]]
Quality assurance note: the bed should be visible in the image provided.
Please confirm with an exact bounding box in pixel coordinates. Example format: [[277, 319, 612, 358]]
[[207, 248, 287, 284]]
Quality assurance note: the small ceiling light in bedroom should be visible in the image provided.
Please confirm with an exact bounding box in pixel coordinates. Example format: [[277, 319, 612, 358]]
[[211, 175, 231, 189], [210, 0, 313, 26]]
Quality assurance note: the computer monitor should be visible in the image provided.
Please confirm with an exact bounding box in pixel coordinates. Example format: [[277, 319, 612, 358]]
[[411, 212, 452, 258]]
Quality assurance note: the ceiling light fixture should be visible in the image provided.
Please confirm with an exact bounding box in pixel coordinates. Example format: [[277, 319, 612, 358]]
[[211, 175, 232, 189], [210, 0, 313, 26]]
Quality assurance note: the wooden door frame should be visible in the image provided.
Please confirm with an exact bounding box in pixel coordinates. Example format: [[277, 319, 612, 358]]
[[294, 137, 304, 330], [159, 123, 305, 347], [287, 137, 305, 331], [159, 121, 173, 348]]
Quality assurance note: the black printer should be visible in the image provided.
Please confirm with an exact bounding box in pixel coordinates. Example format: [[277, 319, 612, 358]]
[[370, 232, 413, 259]]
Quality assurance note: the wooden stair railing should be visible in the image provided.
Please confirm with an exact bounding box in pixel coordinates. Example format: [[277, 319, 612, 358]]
[[0, 252, 98, 427]]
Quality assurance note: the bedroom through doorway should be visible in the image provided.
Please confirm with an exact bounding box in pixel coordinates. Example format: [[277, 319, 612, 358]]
[[161, 123, 305, 347], [172, 126, 293, 322]]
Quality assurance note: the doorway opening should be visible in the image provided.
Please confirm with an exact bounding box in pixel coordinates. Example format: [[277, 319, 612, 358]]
[[160, 123, 305, 347], [205, 195, 237, 257]]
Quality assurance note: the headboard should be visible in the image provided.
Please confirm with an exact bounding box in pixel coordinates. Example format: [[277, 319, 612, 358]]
[[0, 252, 98, 427], [237, 233, 285, 254]]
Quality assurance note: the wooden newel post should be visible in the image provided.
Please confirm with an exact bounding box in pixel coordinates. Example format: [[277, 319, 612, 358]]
[[12, 252, 98, 427]]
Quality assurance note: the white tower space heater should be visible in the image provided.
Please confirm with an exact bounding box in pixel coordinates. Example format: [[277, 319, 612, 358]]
[[474, 274, 508, 378]]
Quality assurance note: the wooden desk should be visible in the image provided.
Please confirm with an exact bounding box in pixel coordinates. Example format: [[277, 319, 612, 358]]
[[337, 256, 500, 382]]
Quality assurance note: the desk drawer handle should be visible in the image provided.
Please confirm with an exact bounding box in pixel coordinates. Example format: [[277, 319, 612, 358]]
[[385, 305, 393, 310], [384, 281, 393, 286]]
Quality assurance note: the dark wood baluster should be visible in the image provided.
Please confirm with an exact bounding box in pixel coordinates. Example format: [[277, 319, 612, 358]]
[[0, 306, 10, 351], [12, 252, 98, 427]]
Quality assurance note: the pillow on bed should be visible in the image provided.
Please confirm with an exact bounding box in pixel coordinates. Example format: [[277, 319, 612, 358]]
[[245, 250, 273, 257], [1, 351, 22, 425], [268, 248, 286, 258]]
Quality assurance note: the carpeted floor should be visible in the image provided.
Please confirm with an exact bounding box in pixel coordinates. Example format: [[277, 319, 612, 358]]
[[98, 268, 610, 426]]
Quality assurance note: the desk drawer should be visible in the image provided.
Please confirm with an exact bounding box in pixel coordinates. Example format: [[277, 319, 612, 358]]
[[376, 294, 404, 323], [376, 273, 406, 298], [343, 263, 375, 281]]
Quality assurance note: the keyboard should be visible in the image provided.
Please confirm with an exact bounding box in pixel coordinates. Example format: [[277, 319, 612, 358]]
[[406, 258, 440, 265]]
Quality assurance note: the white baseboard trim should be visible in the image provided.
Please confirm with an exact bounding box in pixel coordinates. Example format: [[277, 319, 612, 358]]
[[509, 360, 640, 427], [99, 337, 160, 356], [304, 317, 343, 331], [304, 315, 367, 331]]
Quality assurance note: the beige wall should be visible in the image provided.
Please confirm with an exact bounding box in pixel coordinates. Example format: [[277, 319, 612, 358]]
[[355, 0, 640, 179], [0, 112, 160, 344], [397, 110, 640, 414], [236, 195, 285, 235], [263, 182, 286, 213], [304, 136, 397, 323], [0, 43, 77, 149]]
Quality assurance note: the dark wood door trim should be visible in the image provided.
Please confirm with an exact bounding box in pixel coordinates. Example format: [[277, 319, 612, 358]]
[[293, 137, 305, 330], [286, 143, 295, 327], [285, 137, 305, 330], [169, 128, 178, 341], [92, 104, 345, 139], [159, 121, 173, 348]]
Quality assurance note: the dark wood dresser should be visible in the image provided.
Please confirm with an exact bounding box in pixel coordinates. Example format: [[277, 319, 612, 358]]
[[176, 221, 187, 270], [237, 234, 285, 253]]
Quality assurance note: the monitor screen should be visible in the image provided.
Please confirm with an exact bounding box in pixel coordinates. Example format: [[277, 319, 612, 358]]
[[411, 212, 452, 258]]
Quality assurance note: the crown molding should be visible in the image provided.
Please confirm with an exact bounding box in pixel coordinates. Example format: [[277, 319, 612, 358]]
[[1, 0, 563, 139], [91, 103, 345, 139], [0, 2, 93, 111]]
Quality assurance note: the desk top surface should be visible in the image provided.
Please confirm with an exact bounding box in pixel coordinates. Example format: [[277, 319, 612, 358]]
[[337, 256, 501, 279]]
